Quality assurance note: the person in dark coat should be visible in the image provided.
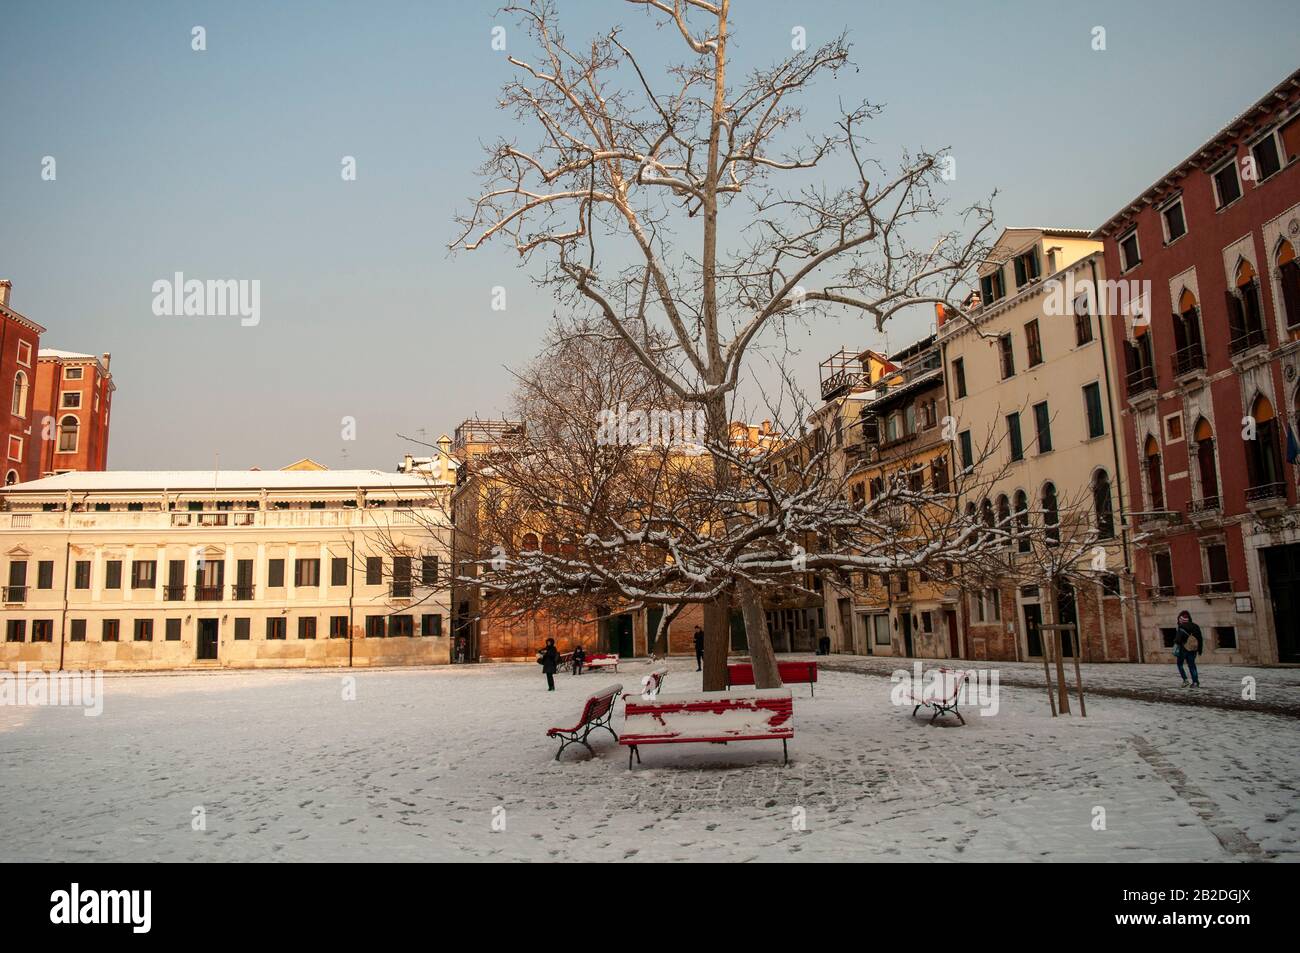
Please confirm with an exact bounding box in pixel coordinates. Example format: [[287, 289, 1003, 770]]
[[1173, 610, 1203, 688], [538, 638, 560, 691], [693, 626, 705, 671], [572, 644, 586, 676]]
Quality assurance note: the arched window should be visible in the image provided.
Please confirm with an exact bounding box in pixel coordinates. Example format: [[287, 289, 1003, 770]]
[[1228, 259, 1265, 349], [996, 494, 1012, 549], [520, 533, 539, 552], [1144, 435, 1164, 511], [1042, 482, 1060, 545], [4, 470, 17, 486], [1278, 238, 1300, 331], [1192, 418, 1219, 508], [1013, 490, 1030, 553], [1093, 470, 1115, 539], [57, 415, 79, 453], [1172, 289, 1203, 372], [10, 371, 27, 417], [1246, 395, 1284, 497], [980, 498, 995, 542]]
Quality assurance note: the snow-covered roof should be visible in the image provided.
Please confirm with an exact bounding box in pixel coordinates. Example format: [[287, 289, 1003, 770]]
[[2, 469, 439, 493], [38, 349, 97, 360]]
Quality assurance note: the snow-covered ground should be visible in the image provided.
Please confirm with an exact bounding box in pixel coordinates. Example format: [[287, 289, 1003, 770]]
[[1, 657, 1297, 862]]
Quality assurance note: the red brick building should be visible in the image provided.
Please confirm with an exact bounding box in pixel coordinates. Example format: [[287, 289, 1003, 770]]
[[0, 280, 46, 486], [33, 350, 114, 476], [1093, 68, 1300, 664]]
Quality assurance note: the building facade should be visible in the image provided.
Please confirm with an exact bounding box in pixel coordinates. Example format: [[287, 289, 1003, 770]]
[[34, 350, 114, 476], [1092, 67, 1300, 664], [939, 228, 1139, 662], [0, 467, 453, 671], [0, 281, 46, 486]]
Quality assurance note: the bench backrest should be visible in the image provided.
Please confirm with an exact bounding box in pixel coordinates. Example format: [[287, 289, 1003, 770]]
[[727, 661, 817, 685], [623, 689, 794, 741], [580, 683, 623, 724]]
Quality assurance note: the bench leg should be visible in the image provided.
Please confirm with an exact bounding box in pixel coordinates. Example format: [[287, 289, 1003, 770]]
[[555, 736, 595, 761], [627, 745, 641, 770], [782, 738, 788, 765], [912, 704, 921, 718]]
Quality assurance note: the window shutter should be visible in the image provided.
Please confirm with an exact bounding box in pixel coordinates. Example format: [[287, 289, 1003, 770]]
[[1225, 291, 1245, 340]]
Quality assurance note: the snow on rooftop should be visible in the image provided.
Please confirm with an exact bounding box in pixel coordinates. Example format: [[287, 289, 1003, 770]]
[[38, 349, 97, 360], [3, 469, 440, 493]]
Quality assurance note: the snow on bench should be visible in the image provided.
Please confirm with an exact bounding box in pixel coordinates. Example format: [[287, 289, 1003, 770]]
[[635, 665, 669, 698], [620, 688, 794, 768], [584, 653, 620, 673], [727, 660, 818, 697], [546, 683, 623, 760], [899, 667, 970, 725]]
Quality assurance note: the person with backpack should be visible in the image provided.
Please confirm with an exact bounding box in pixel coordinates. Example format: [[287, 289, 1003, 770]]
[[537, 638, 560, 691], [1174, 610, 1203, 688]]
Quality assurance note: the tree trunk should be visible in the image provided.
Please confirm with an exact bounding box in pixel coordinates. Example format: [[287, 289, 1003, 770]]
[[737, 578, 781, 688], [702, 595, 731, 692]]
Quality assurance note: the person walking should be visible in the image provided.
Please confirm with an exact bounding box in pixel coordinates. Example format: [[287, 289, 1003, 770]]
[[537, 638, 560, 691], [1174, 610, 1203, 688], [694, 626, 705, 671]]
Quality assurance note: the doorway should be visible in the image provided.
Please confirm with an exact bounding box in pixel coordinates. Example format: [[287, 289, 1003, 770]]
[[197, 618, 219, 660], [1265, 544, 1300, 662], [947, 609, 959, 658], [1023, 603, 1044, 657], [612, 613, 634, 657], [899, 608, 914, 657]]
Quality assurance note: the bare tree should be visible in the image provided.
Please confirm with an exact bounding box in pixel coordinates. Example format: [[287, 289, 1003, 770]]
[[453, 0, 996, 688]]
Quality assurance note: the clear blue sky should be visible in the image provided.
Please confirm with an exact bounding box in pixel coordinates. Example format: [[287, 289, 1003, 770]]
[[2, 0, 1297, 470]]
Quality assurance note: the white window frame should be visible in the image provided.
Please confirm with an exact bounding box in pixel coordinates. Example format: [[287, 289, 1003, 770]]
[[1163, 411, 1185, 445], [1118, 228, 1141, 272], [1247, 126, 1284, 184], [7, 435, 23, 463], [1159, 194, 1186, 244], [16, 341, 31, 367], [56, 415, 79, 454], [1209, 155, 1242, 210], [60, 391, 82, 409], [63, 365, 83, 381]]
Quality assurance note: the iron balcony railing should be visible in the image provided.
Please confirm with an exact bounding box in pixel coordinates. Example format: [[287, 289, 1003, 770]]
[[3, 585, 27, 603], [1198, 580, 1234, 596], [1228, 326, 1268, 356], [232, 584, 255, 601], [163, 585, 186, 601], [1245, 482, 1286, 503], [1187, 496, 1221, 515], [193, 585, 224, 601], [1126, 366, 1156, 397], [1171, 343, 1205, 377]]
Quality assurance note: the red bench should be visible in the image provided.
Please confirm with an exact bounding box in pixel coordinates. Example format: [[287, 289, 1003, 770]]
[[633, 666, 669, 698], [620, 689, 794, 768], [726, 660, 818, 697], [584, 653, 619, 673], [546, 683, 623, 760], [900, 667, 970, 725]]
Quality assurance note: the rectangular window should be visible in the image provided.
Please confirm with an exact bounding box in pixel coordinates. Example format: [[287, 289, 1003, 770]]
[[872, 614, 890, 647], [971, 590, 985, 623], [1024, 319, 1043, 367], [234, 618, 250, 640], [1006, 412, 1023, 462], [5, 619, 25, 642], [330, 616, 349, 639], [998, 334, 1015, 379], [102, 619, 120, 642], [32, 619, 54, 642], [986, 589, 1001, 622], [1013, 248, 1041, 287], [133, 618, 153, 641], [1083, 382, 1105, 439], [366, 557, 383, 586], [391, 615, 414, 637], [165, 618, 181, 641], [1160, 626, 1178, 648], [1250, 131, 1282, 181], [421, 555, 438, 586], [366, 615, 386, 638], [105, 560, 122, 589], [980, 268, 1005, 305], [298, 616, 317, 640], [1211, 158, 1241, 208], [1074, 295, 1094, 345], [267, 558, 285, 588], [958, 430, 973, 471], [61, 391, 82, 409], [37, 560, 54, 589], [1033, 401, 1052, 453], [1119, 229, 1141, 271], [294, 558, 320, 587], [266, 618, 286, 640], [64, 365, 83, 380], [70, 619, 86, 642], [331, 557, 348, 586], [1161, 197, 1186, 243], [952, 358, 967, 399], [1215, 626, 1237, 650], [421, 613, 443, 637], [1153, 551, 1174, 593], [1206, 543, 1231, 586], [74, 560, 91, 589], [131, 560, 157, 589]]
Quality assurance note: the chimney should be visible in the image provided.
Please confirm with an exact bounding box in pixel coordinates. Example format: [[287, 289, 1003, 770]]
[[101, 352, 111, 373], [0, 280, 11, 308]]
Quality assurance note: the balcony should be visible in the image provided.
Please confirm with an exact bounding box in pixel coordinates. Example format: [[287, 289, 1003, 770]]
[[193, 585, 224, 601], [163, 585, 186, 601], [3, 585, 27, 603], [1171, 343, 1205, 378], [232, 584, 255, 601], [1145, 584, 1175, 599], [1228, 326, 1268, 356], [1126, 367, 1156, 398], [1198, 580, 1234, 597], [1245, 482, 1287, 504], [1187, 496, 1221, 522]]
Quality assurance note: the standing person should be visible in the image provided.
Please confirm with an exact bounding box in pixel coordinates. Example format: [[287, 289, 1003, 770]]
[[572, 644, 586, 676], [1174, 610, 1203, 688], [693, 626, 705, 671], [537, 638, 560, 691]]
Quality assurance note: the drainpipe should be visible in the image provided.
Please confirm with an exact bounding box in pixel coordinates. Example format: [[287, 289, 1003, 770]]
[[1091, 255, 1144, 663]]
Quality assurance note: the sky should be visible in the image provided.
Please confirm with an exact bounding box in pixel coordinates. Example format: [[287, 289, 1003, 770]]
[[2, 0, 1298, 471]]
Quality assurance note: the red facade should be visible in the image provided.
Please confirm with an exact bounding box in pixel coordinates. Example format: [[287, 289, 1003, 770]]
[[1095, 69, 1300, 663], [0, 281, 47, 485], [33, 351, 114, 475]]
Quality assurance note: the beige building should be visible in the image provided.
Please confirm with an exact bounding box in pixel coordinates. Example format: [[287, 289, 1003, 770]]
[[0, 463, 454, 671], [938, 227, 1140, 661]]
